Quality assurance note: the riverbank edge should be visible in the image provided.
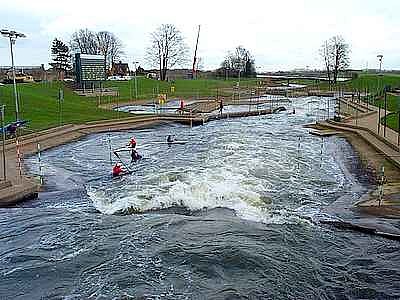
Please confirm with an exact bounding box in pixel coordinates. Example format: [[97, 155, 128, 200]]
[[311, 123, 400, 218]]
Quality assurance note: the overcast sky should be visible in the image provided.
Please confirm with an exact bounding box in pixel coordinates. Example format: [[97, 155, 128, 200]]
[[0, 0, 399, 71]]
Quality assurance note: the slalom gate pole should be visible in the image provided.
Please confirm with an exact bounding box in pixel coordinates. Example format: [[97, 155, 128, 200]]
[[114, 152, 132, 173], [108, 130, 113, 168], [37, 143, 43, 185], [319, 137, 323, 169], [16, 138, 22, 180]]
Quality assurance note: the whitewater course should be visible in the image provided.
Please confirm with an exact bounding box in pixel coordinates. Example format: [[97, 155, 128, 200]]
[[1, 97, 400, 299]]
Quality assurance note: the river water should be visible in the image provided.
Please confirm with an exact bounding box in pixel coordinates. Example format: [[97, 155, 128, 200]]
[[1, 97, 400, 299]]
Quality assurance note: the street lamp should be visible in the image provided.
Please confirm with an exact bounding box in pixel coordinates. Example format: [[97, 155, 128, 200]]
[[1, 105, 6, 181], [1, 29, 26, 121], [377, 54, 383, 73], [133, 61, 139, 99]]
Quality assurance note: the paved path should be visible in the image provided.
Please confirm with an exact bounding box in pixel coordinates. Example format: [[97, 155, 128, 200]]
[[318, 96, 400, 209]]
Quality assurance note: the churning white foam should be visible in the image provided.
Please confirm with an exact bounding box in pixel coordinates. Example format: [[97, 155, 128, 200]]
[[88, 165, 286, 223]]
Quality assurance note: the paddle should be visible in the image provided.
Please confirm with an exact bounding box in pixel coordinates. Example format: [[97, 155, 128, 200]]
[[113, 151, 133, 175]]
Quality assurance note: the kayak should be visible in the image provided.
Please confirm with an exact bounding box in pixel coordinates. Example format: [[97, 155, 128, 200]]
[[113, 146, 139, 152], [150, 141, 188, 145], [112, 170, 133, 178]]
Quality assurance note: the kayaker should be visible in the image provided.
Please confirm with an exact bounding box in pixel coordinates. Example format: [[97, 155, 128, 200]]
[[128, 137, 137, 149], [112, 163, 124, 177], [167, 135, 174, 144]]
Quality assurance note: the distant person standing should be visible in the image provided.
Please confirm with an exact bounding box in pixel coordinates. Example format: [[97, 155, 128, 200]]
[[179, 99, 185, 114]]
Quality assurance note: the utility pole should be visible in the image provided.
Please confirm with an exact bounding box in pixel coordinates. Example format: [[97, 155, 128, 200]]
[[1, 29, 26, 121]]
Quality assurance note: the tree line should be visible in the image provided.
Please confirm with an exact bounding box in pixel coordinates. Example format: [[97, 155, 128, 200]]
[[50, 24, 258, 81], [50, 24, 350, 83]]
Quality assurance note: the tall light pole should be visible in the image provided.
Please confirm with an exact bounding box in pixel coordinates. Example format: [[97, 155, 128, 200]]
[[1, 29, 26, 121], [133, 61, 139, 99], [1, 105, 6, 181], [377, 54, 383, 73]]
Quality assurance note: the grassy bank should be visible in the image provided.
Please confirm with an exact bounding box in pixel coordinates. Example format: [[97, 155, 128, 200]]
[[0, 81, 129, 132], [103, 77, 260, 101], [344, 73, 400, 92]]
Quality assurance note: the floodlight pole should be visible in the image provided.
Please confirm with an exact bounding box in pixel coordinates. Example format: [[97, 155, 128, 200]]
[[377, 55, 383, 74], [10, 38, 18, 121], [1, 105, 6, 181], [1, 30, 26, 122]]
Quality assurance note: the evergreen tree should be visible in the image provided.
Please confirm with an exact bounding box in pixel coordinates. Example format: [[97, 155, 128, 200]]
[[50, 38, 71, 80]]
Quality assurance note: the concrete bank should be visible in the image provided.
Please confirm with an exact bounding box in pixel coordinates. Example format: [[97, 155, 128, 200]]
[[316, 98, 400, 216]]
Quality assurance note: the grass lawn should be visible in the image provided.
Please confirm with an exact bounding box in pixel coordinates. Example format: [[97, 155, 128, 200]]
[[0, 77, 260, 133], [342, 73, 400, 92], [103, 77, 260, 101], [383, 113, 400, 131], [0, 81, 130, 132], [2, 74, 398, 134], [342, 74, 400, 133]]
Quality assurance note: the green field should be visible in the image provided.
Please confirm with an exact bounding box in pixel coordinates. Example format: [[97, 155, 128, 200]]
[[342, 73, 400, 92], [103, 77, 259, 101], [0, 81, 129, 132], [1, 74, 400, 134], [350, 74, 400, 132], [0, 77, 259, 132]]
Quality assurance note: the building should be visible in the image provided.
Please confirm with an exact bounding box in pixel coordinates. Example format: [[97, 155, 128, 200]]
[[0, 65, 46, 82], [110, 61, 130, 76]]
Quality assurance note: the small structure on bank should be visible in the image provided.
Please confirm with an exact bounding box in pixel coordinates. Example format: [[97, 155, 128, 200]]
[[110, 61, 130, 77]]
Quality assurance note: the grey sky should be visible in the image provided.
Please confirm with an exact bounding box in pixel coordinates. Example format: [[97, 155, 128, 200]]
[[0, 0, 399, 71]]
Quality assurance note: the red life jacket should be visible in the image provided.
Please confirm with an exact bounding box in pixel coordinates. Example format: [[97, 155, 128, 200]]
[[113, 165, 122, 176], [129, 138, 137, 147]]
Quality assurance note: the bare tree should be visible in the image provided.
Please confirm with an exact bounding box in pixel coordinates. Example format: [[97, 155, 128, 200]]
[[146, 24, 188, 81], [320, 40, 333, 84], [331, 36, 350, 84], [70, 29, 99, 54], [221, 46, 256, 77], [97, 31, 124, 70], [320, 35, 350, 84]]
